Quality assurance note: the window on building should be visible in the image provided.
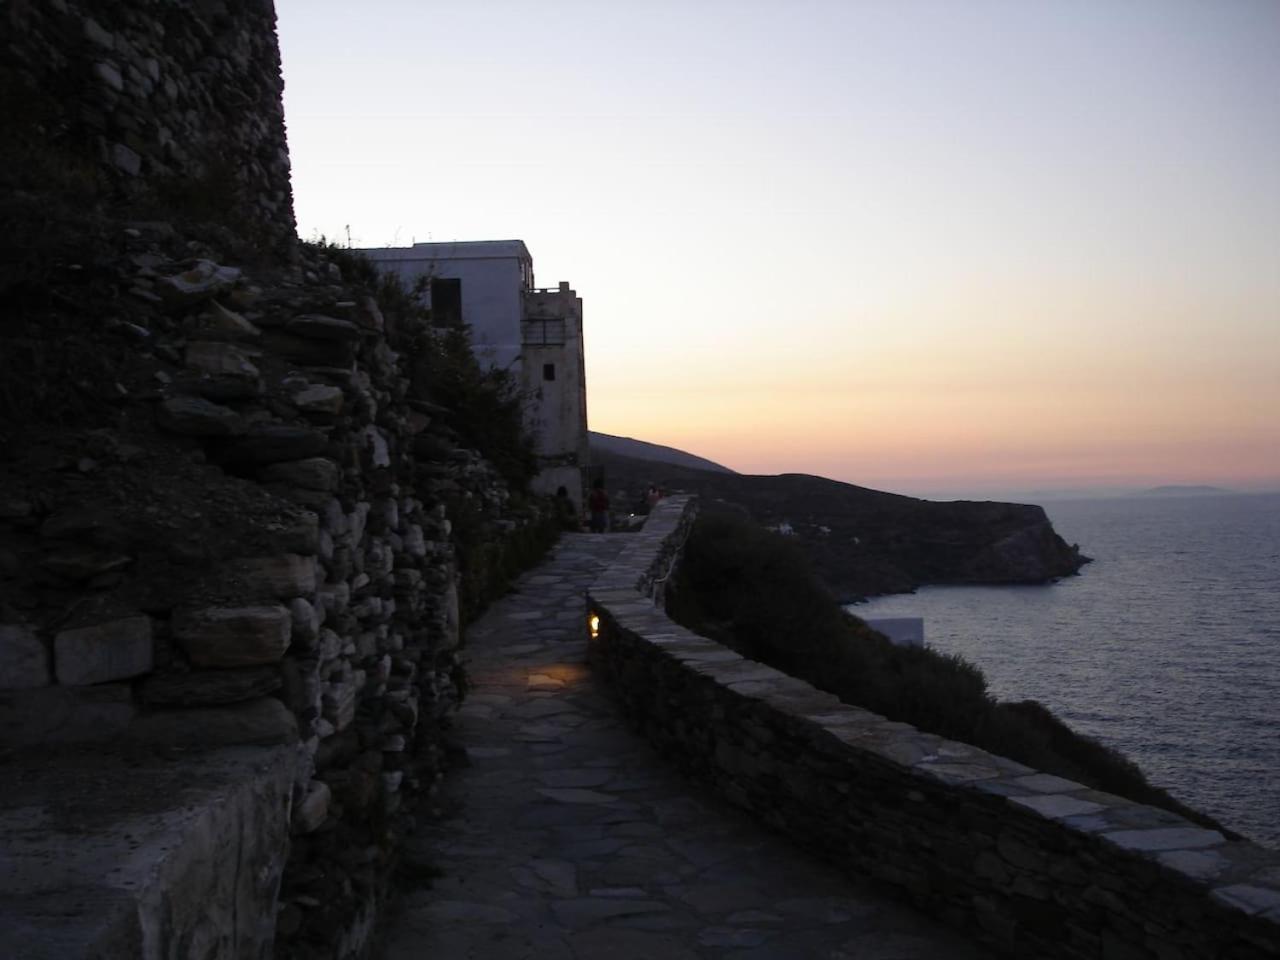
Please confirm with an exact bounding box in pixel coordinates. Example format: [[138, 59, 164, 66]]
[[543, 363, 556, 381], [523, 318, 566, 346], [430, 278, 462, 327]]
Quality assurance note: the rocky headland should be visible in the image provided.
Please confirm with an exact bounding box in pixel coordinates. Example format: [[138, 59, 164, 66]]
[[593, 446, 1089, 600]]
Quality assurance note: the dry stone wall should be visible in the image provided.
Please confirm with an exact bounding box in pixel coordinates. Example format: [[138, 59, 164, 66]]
[[1, 3, 561, 956], [2, 0, 295, 253], [589, 497, 1280, 960], [0, 230, 556, 958]]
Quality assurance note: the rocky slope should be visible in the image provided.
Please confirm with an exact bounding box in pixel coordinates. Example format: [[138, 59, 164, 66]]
[[593, 449, 1089, 599]]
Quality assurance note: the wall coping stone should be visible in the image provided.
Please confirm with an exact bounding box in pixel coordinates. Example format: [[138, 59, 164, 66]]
[[0, 744, 297, 959]]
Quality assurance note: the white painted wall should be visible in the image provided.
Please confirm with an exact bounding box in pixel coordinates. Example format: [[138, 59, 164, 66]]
[[356, 241, 531, 370], [357, 241, 591, 510]]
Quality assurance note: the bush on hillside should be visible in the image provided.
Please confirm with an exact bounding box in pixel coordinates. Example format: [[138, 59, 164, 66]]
[[667, 509, 1228, 832], [305, 241, 551, 618], [310, 240, 539, 491]]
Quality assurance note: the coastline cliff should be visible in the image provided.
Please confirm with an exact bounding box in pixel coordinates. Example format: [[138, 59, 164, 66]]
[[593, 448, 1089, 600]]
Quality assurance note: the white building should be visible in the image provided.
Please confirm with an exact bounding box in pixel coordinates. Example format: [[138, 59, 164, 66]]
[[356, 240, 591, 509]]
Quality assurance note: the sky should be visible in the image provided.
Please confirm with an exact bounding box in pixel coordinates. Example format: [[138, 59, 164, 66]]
[[274, 0, 1279, 500]]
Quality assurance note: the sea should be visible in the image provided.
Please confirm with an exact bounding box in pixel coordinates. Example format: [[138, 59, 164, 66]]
[[851, 492, 1280, 850]]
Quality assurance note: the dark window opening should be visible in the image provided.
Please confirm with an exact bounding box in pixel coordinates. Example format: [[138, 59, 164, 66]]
[[543, 363, 556, 381], [523, 318, 566, 346], [430, 278, 462, 327]]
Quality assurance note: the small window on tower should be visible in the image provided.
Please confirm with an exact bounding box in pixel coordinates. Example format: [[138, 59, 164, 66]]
[[543, 363, 556, 381]]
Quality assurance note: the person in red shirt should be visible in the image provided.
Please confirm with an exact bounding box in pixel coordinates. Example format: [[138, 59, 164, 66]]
[[588, 479, 610, 533]]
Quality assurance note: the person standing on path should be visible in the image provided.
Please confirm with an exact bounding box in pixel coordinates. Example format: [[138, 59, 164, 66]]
[[587, 478, 610, 533]]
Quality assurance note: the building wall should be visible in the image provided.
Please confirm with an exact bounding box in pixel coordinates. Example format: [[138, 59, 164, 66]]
[[359, 246, 592, 511], [1, 0, 295, 255], [588, 498, 1280, 960], [357, 245, 530, 370]]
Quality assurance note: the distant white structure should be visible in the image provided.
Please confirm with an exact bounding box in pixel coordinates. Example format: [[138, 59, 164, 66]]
[[356, 240, 590, 510], [863, 617, 925, 649]]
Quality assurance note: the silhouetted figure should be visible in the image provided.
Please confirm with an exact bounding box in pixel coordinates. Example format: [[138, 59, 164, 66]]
[[554, 485, 579, 530], [588, 479, 610, 533]]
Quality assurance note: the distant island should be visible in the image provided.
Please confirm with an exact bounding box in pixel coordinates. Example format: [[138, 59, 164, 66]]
[[1137, 485, 1232, 497]]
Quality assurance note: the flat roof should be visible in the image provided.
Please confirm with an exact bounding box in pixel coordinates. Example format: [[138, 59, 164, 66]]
[[355, 239, 531, 262]]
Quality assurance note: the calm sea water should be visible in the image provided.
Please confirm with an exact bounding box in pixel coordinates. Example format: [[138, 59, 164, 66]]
[[852, 493, 1280, 849]]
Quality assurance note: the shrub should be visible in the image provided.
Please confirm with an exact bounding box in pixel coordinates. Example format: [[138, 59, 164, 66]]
[[667, 510, 1229, 833], [411, 325, 537, 491]]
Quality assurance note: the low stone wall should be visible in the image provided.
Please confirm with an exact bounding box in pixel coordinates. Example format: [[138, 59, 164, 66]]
[[588, 497, 1280, 960], [2, 745, 297, 960]]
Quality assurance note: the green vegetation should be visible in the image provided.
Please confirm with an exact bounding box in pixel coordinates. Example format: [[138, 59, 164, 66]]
[[312, 239, 540, 492], [321, 242, 553, 622], [445, 492, 559, 626], [667, 509, 1230, 833]]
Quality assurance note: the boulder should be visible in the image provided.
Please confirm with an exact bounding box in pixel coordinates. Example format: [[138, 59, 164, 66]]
[[230, 554, 318, 599], [199, 300, 261, 340], [277, 511, 321, 556], [54, 615, 153, 685], [321, 678, 357, 732], [173, 605, 291, 667], [261, 330, 356, 368], [280, 657, 321, 717], [259, 457, 341, 492], [286, 314, 362, 341], [157, 259, 241, 308], [139, 666, 282, 706], [127, 696, 298, 747], [289, 597, 322, 649], [355, 296, 384, 333], [185, 340, 260, 378], [40, 506, 128, 547], [292, 384, 344, 416], [40, 546, 132, 581], [189, 372, 263, 402], [364, 425, 390, 468], [225, 423, 327, 465], [263, 484, 334, 512], [156, 395, 245, 436], [0, 624, 49, 689], [293, 780, 332, 834]]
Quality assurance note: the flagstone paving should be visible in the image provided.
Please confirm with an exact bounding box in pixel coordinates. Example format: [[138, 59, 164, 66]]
[[379, 533, 990, 959]]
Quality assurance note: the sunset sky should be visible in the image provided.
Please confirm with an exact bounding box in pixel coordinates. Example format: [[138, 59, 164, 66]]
[[275, 0, 1279, 499]]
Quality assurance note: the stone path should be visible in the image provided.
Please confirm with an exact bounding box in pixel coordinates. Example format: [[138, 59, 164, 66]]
[[379, 534, 990, 959]]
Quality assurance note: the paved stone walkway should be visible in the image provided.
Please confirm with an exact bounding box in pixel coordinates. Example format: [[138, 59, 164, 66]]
[[379, 534, 990, 959]]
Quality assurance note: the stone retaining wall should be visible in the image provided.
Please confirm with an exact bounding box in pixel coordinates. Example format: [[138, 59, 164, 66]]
[[588, 496, 1280, 960], [0, 235, 555, 958], [2, 0, 295, 252], [2, 745, 298, 960], [1, 3, 564, 955]]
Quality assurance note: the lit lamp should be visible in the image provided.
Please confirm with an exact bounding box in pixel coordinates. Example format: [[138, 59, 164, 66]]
[[588, 612, 601, 640]]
